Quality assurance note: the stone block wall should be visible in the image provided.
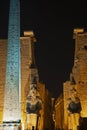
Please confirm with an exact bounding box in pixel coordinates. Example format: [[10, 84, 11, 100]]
[[0, 40, 7, 123]]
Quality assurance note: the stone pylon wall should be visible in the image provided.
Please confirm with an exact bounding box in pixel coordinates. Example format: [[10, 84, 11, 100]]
[[0, 40, 7, 123], [0, 37, 31, 123], [20, 37, 31, 123], [73, 32, 87, 83], [73, 31, 87, 117]]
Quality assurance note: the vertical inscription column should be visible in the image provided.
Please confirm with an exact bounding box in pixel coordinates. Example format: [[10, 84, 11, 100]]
[[3, 0, 21, 121]]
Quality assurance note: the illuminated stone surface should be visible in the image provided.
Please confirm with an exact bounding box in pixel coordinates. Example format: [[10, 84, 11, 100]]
[[26, 114, 37, 130], [0, 125, 20, 130], [0, 40, 7, 123], [3, 0, 21, 121], [55, 29, 87, 130], [73, 29, 87, 117], [0, 36, 34, 126]]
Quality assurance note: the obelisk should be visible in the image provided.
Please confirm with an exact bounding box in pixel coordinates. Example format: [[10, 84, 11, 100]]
[[3, 0, 21, 122]]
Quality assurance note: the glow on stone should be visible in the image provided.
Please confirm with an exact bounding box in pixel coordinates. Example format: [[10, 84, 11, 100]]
[[3, 0, 21, 121]]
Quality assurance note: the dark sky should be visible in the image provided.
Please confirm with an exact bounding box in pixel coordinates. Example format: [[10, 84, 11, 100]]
[[0, 0, 87, 98]]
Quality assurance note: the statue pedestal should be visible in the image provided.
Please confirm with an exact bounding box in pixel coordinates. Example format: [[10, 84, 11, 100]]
[[0, 125, 20, 130], [27, 114, 37, 130], [0, 121, 21, 130]]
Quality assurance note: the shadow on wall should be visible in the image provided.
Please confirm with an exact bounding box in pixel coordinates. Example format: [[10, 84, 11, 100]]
[[79, 117, 87, 130]]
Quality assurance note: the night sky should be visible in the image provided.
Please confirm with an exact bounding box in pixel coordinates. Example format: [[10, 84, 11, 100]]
[[0, 0, 87, 98]]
